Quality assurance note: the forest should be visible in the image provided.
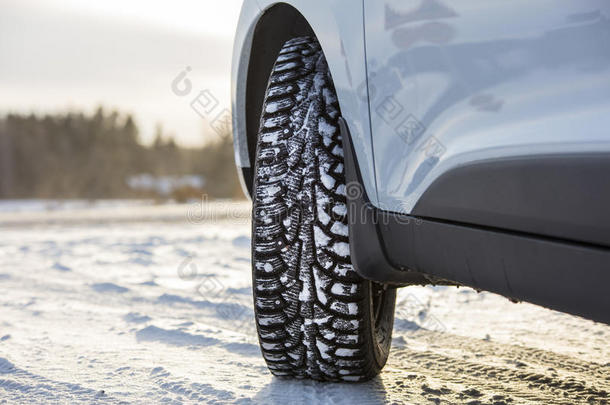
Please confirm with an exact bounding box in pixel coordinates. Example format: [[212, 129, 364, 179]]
[[0, 108, 244, 200]]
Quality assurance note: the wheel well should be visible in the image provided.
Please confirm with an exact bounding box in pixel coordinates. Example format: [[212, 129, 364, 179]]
[[243, 3, 314, 193]]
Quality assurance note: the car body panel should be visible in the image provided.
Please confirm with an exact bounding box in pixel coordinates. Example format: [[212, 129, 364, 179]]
[[231, 0, 261, 195], [232, 0, 379, 205], [363, 0, 610, 214]]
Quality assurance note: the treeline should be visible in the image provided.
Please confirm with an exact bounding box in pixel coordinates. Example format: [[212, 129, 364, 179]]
[[0, 108, 244, 200]]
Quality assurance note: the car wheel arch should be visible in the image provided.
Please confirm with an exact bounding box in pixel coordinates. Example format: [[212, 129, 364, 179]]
[[242, 4, 315, 196]]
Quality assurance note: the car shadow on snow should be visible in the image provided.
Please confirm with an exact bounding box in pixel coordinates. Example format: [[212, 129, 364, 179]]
[[250, 376, 389, 404]]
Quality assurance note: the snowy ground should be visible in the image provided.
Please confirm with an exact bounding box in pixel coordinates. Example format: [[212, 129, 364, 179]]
[[0, 201, 608, 404]]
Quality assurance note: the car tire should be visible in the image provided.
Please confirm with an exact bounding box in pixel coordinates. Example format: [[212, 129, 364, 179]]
[[251, 36, 397, 382]]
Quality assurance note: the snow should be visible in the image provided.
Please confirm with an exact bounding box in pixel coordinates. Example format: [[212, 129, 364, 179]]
[[317, 205, 331, 226], [91, 282, 130, 294], [319, 167, 336, 190], [260, 184, 281, 204], [316, 341, 331, 360], [0, 202, 608, 404], [335, 348, 357, 357], [331, 283, 356, 296], [318, 118, 336, 140], [0, 358, 15, 374], [330, 222, 348, 237], [313, 225, 331, 247], [260, 131, 280, 143], [0, 199, 156, 213], [330, 241, 350, 258], [265, 99, 292, 114]]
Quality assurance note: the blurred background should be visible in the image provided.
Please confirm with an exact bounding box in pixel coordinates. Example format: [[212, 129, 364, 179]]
[[0, 0, 245, 202]]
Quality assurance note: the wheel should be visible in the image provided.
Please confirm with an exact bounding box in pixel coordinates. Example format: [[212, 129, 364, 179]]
[[251, 36, 397, 382]]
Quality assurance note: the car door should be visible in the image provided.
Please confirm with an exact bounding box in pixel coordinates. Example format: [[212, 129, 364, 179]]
[[363, 0, 610, 243]]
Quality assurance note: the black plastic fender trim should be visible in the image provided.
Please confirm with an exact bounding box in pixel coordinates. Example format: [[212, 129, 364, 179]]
[[339, 118, 430, 286]]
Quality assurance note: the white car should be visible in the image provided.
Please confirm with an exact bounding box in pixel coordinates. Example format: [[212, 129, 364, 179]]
[[231, 0, 610, 381]]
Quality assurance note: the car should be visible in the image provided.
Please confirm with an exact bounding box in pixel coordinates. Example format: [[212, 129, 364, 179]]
[[231, 0, 610, 382]]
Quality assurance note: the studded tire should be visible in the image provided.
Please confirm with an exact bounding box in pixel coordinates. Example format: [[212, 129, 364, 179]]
[[251, 36, 397, 382]]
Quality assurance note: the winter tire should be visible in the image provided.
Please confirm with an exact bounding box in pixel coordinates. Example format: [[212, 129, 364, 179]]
[[251, 36, 397, 382]]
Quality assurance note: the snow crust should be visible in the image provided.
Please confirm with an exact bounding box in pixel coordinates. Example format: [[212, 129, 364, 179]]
[[0, 202, 606, 403]]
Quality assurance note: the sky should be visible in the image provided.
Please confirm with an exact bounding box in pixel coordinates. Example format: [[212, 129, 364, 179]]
[[0, 0, 244, 146]]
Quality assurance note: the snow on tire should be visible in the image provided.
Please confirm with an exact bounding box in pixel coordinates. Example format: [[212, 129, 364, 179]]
[[252, 36, 397, 382]]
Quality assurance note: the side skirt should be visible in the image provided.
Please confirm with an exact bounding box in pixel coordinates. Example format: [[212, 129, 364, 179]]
[[340, 118, 610, 324]]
